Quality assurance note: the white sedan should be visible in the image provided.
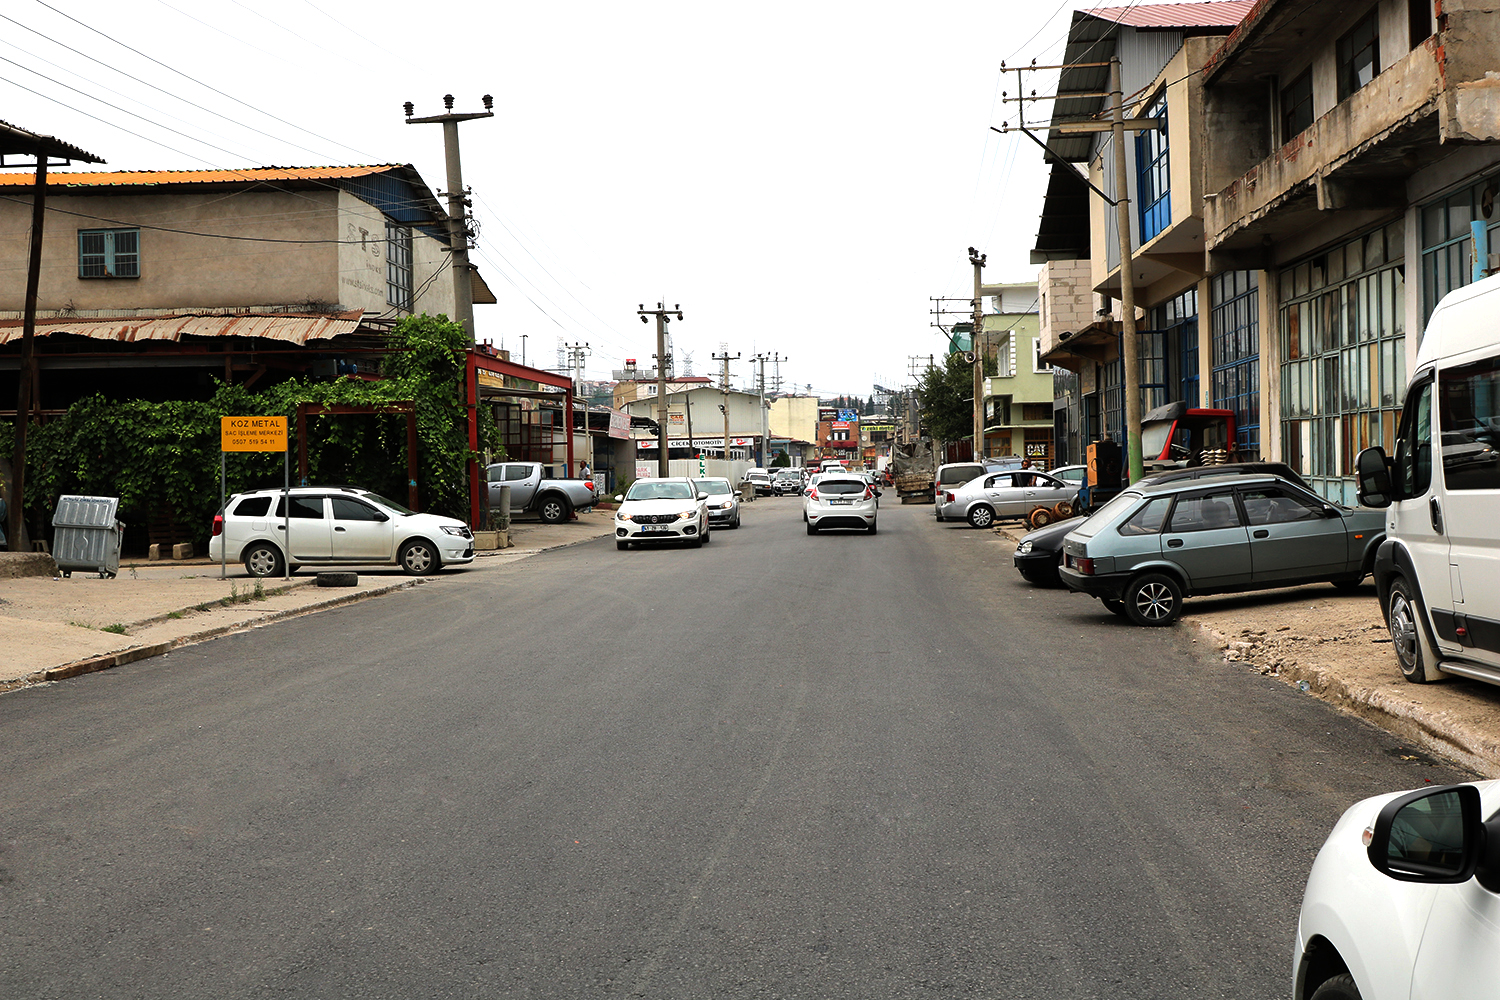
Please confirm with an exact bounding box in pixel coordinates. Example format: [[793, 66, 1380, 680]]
[[1294, 780, 1500, 999], [613, 477, 711, 549]]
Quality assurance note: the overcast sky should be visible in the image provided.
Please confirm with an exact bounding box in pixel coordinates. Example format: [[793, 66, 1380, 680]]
[[2, 0, 1091, 396]]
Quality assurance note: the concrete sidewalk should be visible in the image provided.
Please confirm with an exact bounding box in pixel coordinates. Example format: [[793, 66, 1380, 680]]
[[0, 510, 618, 693], [992, 520, 1500, 776]]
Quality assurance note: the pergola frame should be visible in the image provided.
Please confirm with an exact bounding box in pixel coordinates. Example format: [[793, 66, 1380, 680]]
[[464, 351, 574, 527]]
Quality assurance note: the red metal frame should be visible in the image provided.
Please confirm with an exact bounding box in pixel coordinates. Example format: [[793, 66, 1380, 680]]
[[466, 351, 574, 527]]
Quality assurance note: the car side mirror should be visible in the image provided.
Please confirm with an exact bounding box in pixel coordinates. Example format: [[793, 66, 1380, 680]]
[[1356, 446, 1394, 508], [374, 511, 389, 522], [1366, 784, 1491, 885], [875, 490, 884, 498], [613, 494, 624, 503], [1322, 504, 1340, 518], [697, 492, 710, 500]]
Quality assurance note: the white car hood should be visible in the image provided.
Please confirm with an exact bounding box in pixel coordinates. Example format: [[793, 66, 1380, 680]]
[[620, 498, 698, 516]]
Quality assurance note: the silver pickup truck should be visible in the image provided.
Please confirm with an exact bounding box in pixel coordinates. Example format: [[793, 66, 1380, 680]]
[[485, 462, 597, 523]]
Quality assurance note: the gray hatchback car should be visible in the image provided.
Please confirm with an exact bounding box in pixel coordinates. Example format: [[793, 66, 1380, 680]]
[[1059, 473, 1385, 626]]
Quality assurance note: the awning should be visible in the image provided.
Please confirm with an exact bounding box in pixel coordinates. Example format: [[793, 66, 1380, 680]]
[[0, 310, 365, 346]]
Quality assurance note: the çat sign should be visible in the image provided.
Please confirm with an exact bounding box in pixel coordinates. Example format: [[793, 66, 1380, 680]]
[[221, 415, 288, 451]]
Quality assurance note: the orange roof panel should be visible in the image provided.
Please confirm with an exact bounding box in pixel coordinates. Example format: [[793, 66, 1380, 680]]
[[0, 164, 406, 188]]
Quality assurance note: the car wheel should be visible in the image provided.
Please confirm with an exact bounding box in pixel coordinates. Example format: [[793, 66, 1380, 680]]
[[1053, 500, 1075, 519], [702, 523, 711, 542], [398, 539, 441, 576], [967, 505, 995, 529], [243, 542, 284, 578], [806, 522, 818, 535], [616, 540, 629, 551], [935, 513, 945, 522], [1101, 598, 1129, 618], [733, 515, 741, 528], [690, 532, 704, 548], [1123, 573, 1182, 627], [1028, 507, 1054, 530], [538, 495, 571, 524], [866, 521, 877, 535], [1309, 973, 1363, 1000], [1330, 574, 1364, 591], [1389, 576, 1440, 684]]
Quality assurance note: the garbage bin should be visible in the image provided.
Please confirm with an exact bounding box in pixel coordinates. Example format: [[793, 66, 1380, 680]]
[[51, 495, 125, 579]]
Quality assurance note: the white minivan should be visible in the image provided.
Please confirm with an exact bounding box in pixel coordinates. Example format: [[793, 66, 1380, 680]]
[[1356, 272, 1500, 687]]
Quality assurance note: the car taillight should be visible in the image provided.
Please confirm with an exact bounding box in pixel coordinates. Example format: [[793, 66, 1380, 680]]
[[1076, 557, 1095, 575], [586, 480, 597, 492], [212, 515, 223, 537], [944, 491, 955, 503], [864, 486, 874, 500], [809, 489, 819, 500]]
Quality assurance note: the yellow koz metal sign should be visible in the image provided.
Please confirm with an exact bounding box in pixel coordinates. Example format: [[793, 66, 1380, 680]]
[[221, 415, 287, 452]]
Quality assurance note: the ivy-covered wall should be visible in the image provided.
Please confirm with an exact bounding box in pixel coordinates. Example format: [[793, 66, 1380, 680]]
[[0, 315, 496, 551]]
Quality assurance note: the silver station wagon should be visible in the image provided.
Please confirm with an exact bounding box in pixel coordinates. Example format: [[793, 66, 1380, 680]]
[[1059, 473, 1385, 626]]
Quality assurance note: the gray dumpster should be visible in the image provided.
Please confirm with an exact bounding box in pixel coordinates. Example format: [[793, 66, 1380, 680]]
[[52, 495, 124, 579]]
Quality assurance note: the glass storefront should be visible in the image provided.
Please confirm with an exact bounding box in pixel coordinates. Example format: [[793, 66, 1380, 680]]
[[1210, 271, 1260, 459], [1420, 173, 1500, 324], [1278, 221, 1406, 503]]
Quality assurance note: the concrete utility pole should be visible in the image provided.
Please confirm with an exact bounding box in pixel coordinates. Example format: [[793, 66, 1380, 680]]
[[405, 95, 493, 345], [639, 302, 682, 476], [750, 353, 782, 466], [566, 341, 590, 476], [968, 247, 987, 461], [1109, 56, 1145, 483], [713, 350, 740, 463]]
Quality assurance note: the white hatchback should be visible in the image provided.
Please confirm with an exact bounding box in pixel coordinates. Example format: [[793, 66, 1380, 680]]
[[803, 474, 879, 534], [614, 478, 711, 549], [209, 487, 474, 577]]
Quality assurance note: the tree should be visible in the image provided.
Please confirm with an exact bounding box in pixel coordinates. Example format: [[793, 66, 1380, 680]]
[[915, 351, 997, 443]]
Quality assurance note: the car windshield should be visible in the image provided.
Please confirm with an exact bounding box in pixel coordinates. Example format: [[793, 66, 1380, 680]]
[[1070, 491, 1144, 537], [693, 479, 732, 495], [818, 480, 866, 495], [627, 481, 695, 500], [362, 492, 413, 516]]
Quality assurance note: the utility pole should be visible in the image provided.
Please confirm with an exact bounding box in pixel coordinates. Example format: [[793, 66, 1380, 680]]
[[969, 247, 987, 462], [566, 341, 590, 476], [751, 353, 769, 467], [639, 302, 682, 476], [404, 95, 493, 345], [520, 333, 528, 367], [713, 350, 740, 465], [1108, 55, 1145, 483]]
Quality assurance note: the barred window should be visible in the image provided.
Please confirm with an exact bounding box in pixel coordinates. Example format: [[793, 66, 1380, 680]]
[[386, 222, 413, 311], [78, 228, 139, 278]]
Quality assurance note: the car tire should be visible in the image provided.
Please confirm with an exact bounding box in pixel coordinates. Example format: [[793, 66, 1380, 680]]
[[935, 514, 945, 522], [806, 523, 818, 535], [538, 495, 571, 524], [1329, 574, 1364, 591], [1389, 576, 1441, 684], [702, 523, 711, 543], [1123, 573, 1182, 627], [967, 505, 996, 529], [316, 571, 359, 588], [398, 539, 441, 576], [866, 521, 877, 535], [733, 515, 741, 528], [690, 532, 704, 548], [616, 540, 629, 550], [243, 542, 284, 578], [1309, 973, 1363, 1000], [1101, 598, 1129, 618]]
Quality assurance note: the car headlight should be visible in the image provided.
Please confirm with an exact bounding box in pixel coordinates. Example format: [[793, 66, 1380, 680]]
[[1018, 541, 1033, 554], [440, 525, 468, 537], [617, 513, 634, 522], [676, 510, 695, 521]]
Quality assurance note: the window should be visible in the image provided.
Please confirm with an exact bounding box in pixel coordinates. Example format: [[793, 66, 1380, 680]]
[[1438, 357, 1500, 491], [1409, 0, 1433, 48], [274, 496, 326, 519], [1165, 492, 1242, 532], [1118, 496, 1170, 536], [231, 495, 272, 518], [1211, 271, 1260, 458], [1281, 69, 1314, 140], [1135, 93, 1170, 242], [1420, 176, 1500, 324], [386, 222, 413, 311], [1033, 338, 1053, 373], [1337, 9, 1381, 102], [1393, 378, 1433, 499], [330, 497, 384, 521], [78, 228, 139, 278], [1239, 487, 1323, 525]]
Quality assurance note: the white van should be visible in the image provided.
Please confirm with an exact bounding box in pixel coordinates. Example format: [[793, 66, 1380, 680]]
[[1356, 271, 1500, 686]]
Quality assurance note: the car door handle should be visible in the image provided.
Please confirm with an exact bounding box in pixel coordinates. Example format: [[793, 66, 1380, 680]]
[[334, 526, 347, 532], [1167, 538, 1183, 547], [1253, 529, 1269, 538], [1430, 496, 1444, 534]]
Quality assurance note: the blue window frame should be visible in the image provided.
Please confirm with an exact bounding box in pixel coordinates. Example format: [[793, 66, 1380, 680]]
[[1136, 94, 1170, 243], [78, 228, 139, 278], [1211, 270, 1260, 459]]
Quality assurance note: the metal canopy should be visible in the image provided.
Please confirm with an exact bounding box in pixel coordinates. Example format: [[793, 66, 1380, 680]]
[[0, 119, 103, 166]]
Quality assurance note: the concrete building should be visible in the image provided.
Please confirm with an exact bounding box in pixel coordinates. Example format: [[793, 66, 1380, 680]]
[[768, 394, 818, 448], [1200, 0, 1500, 501], [979, 282, 1055, 464], [0, 165, 494, 411], [622, 386, 765, 461]]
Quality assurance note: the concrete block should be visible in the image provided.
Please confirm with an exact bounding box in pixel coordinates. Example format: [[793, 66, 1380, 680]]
[[172, 542, 194, 560], [149, 543, 162, 561], [0, 552, 61, 579]]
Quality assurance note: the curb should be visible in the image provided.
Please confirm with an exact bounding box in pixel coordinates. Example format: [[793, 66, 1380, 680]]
[[1, 578, 424, 695]]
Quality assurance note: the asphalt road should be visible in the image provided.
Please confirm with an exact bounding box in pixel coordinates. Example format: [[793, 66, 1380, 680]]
[[0, 498, 1473, 999]]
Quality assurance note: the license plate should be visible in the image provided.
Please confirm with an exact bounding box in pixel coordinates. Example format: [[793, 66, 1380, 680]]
[[640, 525, 671, 533], [830, 499, 853, 505]]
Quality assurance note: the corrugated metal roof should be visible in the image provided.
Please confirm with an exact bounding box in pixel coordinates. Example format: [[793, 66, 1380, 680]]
[[0, 119, 104, 165], [0, 164, 401, 189], [0, 310, 364, 345], [1083, 1, 1253, 29]]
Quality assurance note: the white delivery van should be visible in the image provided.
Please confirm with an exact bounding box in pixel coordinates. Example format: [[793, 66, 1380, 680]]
[[1356, 271, 1500, 686]]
